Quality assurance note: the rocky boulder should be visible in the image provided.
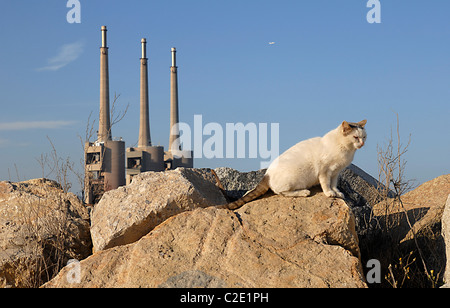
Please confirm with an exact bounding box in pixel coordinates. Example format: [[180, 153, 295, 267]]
[[441, 194, 450, 287], [400, 175, 450, 243], [44, 187, 366, 288], [90, 168, 227, 252], [338, 164, 385, 234], [361, 174, 449, 287], [0, 179, 91, 288], [401, 174, 450, 210], [338, 164, 389, 208], [370, 174, 450, 244]]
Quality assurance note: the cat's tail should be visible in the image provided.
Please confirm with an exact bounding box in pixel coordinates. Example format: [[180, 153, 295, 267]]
[[226, 175, 271, 210]]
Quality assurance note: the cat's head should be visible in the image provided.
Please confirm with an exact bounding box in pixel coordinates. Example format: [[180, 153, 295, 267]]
[[341, 120, 367, 150]]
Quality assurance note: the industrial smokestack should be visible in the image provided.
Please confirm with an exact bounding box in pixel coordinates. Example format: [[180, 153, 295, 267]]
[[141, 38, 147, 59], [138, 38, 151, 148], [169, 47, 181, 152], [101, 25, 107, 48], [98, 25, 111, 142], [171, 47, 176, 67]]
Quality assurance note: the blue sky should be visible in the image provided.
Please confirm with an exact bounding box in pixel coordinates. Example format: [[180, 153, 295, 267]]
[[0, 1, 449, 195]]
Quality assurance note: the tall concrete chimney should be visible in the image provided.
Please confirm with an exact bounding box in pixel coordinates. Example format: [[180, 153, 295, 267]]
[[85, 25, 125, 204], [138, 38, 151, 148], [169, 47, 181, 152], [98, 25, 111, 142]]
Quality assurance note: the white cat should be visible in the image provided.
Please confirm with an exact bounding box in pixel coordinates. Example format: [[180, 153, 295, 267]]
[[226, 120, 367, 210]]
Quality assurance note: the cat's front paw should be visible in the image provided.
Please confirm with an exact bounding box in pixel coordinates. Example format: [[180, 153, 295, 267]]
[[324, 190, 345, 199], [333, 190, 345, 199], [323, 190, 337, 198]]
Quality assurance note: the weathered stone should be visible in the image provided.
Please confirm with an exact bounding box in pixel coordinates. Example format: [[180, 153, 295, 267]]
[[338, 164, 385, 235], [370, 174, 450, 243], [401, 174, 450, 211], [90, 168, 227, 252], [44, 189, 366, 288], [440, 194, 450, 287], [236, 188, 361, 259], [361, 174, 449, 287], [0, 179, 91, 288], [338, 164, 388, 208]]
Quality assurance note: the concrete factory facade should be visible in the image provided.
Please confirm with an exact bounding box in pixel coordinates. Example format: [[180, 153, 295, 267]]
[[84, 26, 193, 204]]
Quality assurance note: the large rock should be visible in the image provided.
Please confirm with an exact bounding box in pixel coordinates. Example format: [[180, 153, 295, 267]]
[[0, 179, 91, 288], [371, 174, 450, 243], [338, 164, 385, 234], [90, 168, 227, 252], [400, 174, 450, 243], [441, 195, 450, 287], [401, 174, 450, 211], [44, 188, 366, 288], [362, 175, 449, 287], [338, 164, 389, 208]]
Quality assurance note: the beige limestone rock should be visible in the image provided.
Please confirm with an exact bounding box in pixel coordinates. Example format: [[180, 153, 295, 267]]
[[0, 179, 91, 288], [45, 189, 366, 288], [371, 174, 450, 243], [236, 189, 361, 258], [441, 194, 450, 286], [90, 168, 227, 252]]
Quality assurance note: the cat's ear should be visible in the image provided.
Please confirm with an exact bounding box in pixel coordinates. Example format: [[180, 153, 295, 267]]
[[358, 119, 367, 128], [341, 121, 352, 135]]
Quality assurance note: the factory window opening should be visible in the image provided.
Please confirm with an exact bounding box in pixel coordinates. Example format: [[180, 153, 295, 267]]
[[86, 152, 101, 165], [91, 171, 101, 180], [128, 157, 142, 170], [165, 159, 173, 170]]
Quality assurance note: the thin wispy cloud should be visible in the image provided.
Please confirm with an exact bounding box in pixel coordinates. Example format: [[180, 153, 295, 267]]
[[37, 41, 85, 71], [0, 120, 76, 131]]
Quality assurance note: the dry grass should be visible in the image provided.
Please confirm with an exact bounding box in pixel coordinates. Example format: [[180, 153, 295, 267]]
[[8, 182, 72, 288], [360, 113, 445, 288]]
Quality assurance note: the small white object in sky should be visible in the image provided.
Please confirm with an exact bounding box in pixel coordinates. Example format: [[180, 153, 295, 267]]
[[268, 42, 275, 45]]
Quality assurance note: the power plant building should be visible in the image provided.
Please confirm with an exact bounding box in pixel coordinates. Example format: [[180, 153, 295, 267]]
[[126, 38, 164, 184], [163, 47, 194, 171], [85, 26, 126, 204], [84, 26, 194, 203]]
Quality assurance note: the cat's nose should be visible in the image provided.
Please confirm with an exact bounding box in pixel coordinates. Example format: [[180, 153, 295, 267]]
[[360, 140, 365, 147]]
